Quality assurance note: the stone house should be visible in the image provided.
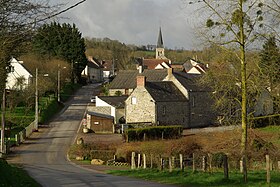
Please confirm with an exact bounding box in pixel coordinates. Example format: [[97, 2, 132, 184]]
[[163, 68, 216, 127], [125, 76, 189, 127]]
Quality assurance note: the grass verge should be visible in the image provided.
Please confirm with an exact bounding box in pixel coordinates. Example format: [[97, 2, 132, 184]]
[[0, 159, 41, 187], [107, 168, 280, 187]]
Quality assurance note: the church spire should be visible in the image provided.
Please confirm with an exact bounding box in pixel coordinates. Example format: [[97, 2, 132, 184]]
[[157, 27, 164, 48], [156, 27, 166, 59]]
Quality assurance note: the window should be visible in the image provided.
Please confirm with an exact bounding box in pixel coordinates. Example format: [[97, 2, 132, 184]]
[[131, 96, 137, 104], [163, 105, 166, 116], [192, 96, 196, 107]]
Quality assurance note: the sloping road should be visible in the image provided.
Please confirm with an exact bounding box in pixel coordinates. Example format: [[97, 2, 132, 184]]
[[8, 84, 176, 187]]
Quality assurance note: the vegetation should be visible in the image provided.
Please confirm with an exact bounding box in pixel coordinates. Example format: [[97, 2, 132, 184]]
[[32, 22, 87, 83], [108, 169, 280, 187], [123, 126, 183, 142], [0, 159, 41, 187]]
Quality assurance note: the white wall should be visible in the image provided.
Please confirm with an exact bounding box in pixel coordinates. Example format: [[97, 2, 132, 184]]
[[96, 96, 116, 121], [6, 58, 32, 90]]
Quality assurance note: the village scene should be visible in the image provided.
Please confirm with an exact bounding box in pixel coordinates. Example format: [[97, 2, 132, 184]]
[[1, 0, 280, 186]]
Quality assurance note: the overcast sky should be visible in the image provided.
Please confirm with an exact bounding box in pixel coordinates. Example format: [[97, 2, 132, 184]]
[[52, 0, 199, 50]]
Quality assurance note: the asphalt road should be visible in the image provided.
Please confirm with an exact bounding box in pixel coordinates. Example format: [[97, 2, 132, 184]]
[[8, 84, 176, 187]]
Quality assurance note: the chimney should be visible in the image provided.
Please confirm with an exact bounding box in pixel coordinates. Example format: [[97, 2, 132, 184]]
[[167, 68, 173, 78], [136, 76, 146, 87], [138, 65, 143, 73]]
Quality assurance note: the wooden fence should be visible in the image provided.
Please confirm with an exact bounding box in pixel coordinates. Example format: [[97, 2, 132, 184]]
[[126, 152, 280, 184]]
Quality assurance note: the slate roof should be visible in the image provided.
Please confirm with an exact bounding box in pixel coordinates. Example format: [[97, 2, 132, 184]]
[[109, 69, 168, 89], [98, 96, 128, 109], [172, 71, 211, 92], [145, 81, 187, 102]]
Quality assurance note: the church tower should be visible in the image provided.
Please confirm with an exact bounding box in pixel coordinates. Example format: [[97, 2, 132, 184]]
[[156, 27, 166, 59]]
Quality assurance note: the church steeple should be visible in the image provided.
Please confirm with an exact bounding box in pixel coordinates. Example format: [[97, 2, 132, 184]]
[[157, 27, 164, 48], [156, 27, 166, 59]]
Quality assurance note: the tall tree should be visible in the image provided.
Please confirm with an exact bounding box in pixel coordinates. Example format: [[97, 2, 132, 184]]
[[260, 36, 280, 89], [32, 22, 87, 83], [187, 0, 265, 182]]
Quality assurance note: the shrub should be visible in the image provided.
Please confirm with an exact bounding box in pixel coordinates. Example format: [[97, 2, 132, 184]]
[[124, 125, 183, 142]]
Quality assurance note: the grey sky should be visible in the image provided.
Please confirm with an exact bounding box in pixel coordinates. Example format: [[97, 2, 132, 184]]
[[53, 0, 198, 50]]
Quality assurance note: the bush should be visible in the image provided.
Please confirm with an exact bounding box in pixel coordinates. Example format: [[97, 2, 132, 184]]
[[123, 125, 183, 142]]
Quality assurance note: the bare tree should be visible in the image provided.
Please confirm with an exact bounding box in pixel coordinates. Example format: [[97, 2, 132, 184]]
[[186, 0, 268, 182]]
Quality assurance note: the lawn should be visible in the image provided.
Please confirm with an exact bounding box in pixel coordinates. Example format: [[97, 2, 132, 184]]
[[108, 168, 280, 187], [0, 159, 41, 187]]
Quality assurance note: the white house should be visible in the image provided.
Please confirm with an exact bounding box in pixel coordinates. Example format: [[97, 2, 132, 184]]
[[81, 56, 103, 83], [6, 58, 33, 90], [95, 96, 128, 124]]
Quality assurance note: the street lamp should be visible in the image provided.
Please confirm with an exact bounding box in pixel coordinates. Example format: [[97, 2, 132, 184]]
[[35, 68, 48, 131], [1, 88, 6, 155], [57, 66, 66, 103]]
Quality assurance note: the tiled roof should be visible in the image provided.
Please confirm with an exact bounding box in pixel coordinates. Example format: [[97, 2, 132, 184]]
[[146, 81, 187, 102], [109, 69, 168, 89], [98, 96, 128, 108], [143, 59, 170, 69]]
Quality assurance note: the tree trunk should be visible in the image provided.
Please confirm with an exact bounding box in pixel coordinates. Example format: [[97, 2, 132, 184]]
[[239, 0, 248, 183]]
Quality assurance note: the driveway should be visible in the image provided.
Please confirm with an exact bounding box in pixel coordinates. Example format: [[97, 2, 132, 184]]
[[7, 84, 176, 187]]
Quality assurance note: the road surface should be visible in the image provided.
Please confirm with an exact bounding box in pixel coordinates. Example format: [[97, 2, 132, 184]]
[[8, 84, 176, 187]]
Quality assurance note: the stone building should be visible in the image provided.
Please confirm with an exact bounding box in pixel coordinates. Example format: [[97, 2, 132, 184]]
[[125, 76, 189, 127]]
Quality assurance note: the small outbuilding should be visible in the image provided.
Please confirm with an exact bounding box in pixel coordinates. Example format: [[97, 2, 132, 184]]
[[86, 111, 114, 133]]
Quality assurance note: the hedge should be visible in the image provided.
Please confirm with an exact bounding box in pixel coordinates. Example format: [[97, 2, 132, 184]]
[[124, 125, 183, 142]]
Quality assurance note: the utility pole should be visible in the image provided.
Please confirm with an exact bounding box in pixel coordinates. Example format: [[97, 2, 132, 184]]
[[35, 68, 38, 131], [1, 88, 6, 154], [58, 69, 60, 103]]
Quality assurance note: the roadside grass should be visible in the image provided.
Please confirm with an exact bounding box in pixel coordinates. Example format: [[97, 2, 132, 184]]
[[108, 168, 280, 187], [0, 159, 41, 187]]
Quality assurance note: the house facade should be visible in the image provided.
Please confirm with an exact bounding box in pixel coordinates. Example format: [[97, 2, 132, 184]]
[[81, 56, 103, 83], [6, 58, 33, 90], [125, 76, 189, 127], [95, 96, 128, 124]]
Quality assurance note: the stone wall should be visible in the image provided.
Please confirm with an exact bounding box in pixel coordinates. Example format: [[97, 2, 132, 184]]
[[156, 101, 189, 128], [189, 91, 217, 128], [125, 87, 156, 123]]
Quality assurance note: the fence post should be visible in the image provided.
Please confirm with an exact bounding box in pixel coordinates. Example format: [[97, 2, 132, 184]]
[[223, 154, 229, 179], [160, 157, 164, 171], [202, 156, 207, 172], [169, 157, 172, 172], [208, 153, 212, 173], [266, 154, 270, 184], [192, 153, 196, 172], [143, 133, 146, 141], [240, 160, 243, 173], [137, 153, 141, 168], [143, 154, 146, 169], [131, 152, 136, 169], [150, 154, 153, 168], [179, 154, 183, 171]]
